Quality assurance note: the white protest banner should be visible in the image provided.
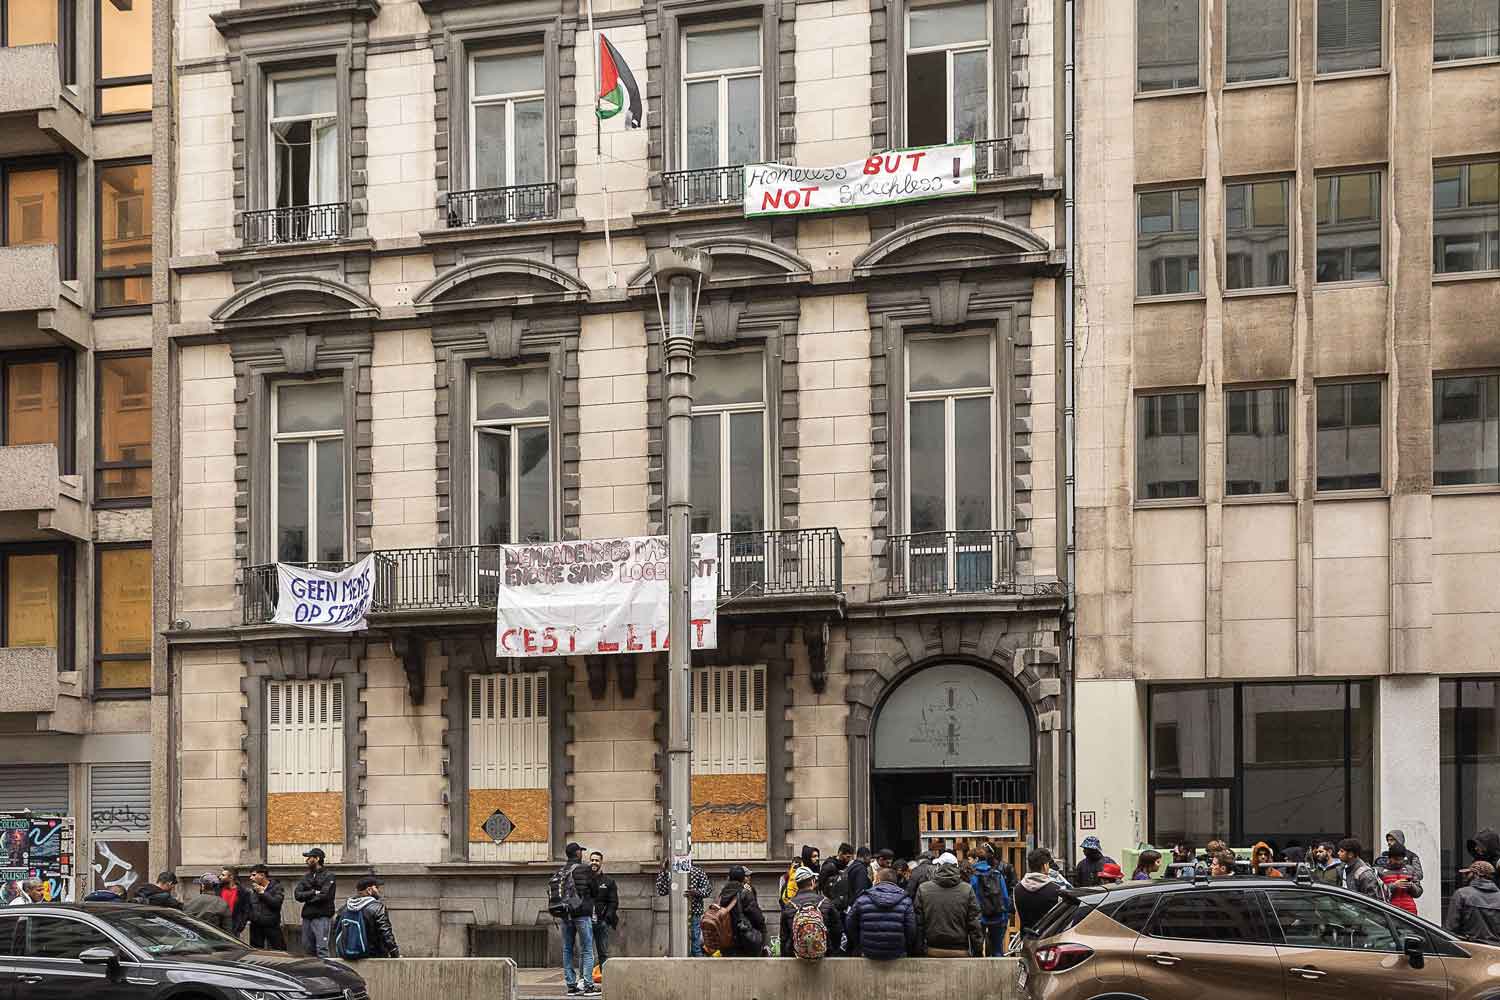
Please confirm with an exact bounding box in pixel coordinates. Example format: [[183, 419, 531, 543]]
[[743, 143, 975, 218], [272, 556, 376, 631], [495, 535, 718, 657]]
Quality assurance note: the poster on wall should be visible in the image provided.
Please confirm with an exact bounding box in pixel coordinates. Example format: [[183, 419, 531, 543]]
[[272, 556, 376, 631], [0, 815, 75, 902], [495, 535, 718, 657]]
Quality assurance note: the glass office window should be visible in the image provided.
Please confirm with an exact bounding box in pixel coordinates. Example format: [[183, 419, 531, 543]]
[[1138, 188, 1201, 296], [1226, 386, 1290, 494], [1316, 381, 1382, 491], [1434, 374, 1500, 486], [97, 0, 152, 115], [1137, 392, 1201, 500], [1137, 0, 1201, 92]]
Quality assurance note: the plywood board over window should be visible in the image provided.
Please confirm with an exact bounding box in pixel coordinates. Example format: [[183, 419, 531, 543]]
[[266, 679, 345, 862], [691, 665, 768, 858], [468, 672, 549, 861]]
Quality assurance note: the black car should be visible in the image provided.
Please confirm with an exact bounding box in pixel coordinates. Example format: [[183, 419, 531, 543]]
[[0, 903, 367, 1000]]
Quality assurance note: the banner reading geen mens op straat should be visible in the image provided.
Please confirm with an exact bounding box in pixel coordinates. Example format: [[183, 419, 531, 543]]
[[743, 143, 975, 218], [272, 556, 376, 631], [495, 535, 718, 657]]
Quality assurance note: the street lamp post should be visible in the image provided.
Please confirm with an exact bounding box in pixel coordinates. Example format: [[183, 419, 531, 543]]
[[648, 246, 713, 958]]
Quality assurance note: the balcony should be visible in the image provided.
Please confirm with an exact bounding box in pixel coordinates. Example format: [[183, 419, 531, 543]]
[[661, 165, 744, 210], [0, 44, 88, 157], [0, 647, 83, 733], [0, 444, 87, 539], [240, 529, 845, 625], [0, 245, 87, 349], [241, 203, 350, 247], [886, 529, 1060, 601], [974, 138, 1013, 181], [446, 184, 559, 227]]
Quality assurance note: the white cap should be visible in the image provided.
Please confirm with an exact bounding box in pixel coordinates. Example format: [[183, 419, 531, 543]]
[[937, 852, 958, 865]]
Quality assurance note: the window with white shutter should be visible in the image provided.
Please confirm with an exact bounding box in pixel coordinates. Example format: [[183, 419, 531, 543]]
[[691, 665, 767, 859], [266, 679, 344, 863], [1317, 0, 1382, 74], [468, 672, 550, 862]]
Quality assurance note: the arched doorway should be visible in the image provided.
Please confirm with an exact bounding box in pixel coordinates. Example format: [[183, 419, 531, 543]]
[[870, 661, 1034, 854]]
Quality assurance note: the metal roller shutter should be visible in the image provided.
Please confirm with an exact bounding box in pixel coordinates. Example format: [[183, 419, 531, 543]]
[[89, 764, 150, 833], [0, 765, 69, 814]]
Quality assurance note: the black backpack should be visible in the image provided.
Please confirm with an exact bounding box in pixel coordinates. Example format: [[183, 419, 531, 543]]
[[548, 863, 583, 917], [976, 869, 1008, 920], [823, 867, 851, 910]]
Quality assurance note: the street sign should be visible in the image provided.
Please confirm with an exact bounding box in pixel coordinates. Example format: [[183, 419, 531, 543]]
[[1080, 811, 1096, 831], [482, 810, 515, 845]]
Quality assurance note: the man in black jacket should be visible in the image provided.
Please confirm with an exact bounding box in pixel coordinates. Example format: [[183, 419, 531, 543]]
[[716, 866, 766, 956], [589, 851, 618, 976], [1448, 861, 1500, 943], [1015, 848, 1062, 935], [845, 847, 873, 907], [559, 842, 598, 995], [332, 876, 400, 959], [128, 872, 183, 909], [294, 848, 337, 957], [247, 864, 286, 950], [779, 867, 842, 957]]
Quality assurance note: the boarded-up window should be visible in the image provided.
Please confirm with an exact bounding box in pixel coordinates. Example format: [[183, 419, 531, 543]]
[[266, 679, 344, 862], [1137, 0, 1200, 92], [691, 665, 767, 858], [468, 672, 550, 862], [97, 546, 151, 691], [1317, 0, 1382, 74], [2, 550, 64, 659]]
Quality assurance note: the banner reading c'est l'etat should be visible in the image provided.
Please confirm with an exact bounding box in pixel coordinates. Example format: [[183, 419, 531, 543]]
[[743, 143, 975, 218]]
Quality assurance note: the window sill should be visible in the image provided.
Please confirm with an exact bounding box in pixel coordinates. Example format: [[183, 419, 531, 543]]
[[1134, 498, 1207, 510], [1313, 67, 1389, 83], [1134, 86, 1206, 101], [1222, 285, 1296, 300], [1313, 279, 1386, 292], [1135, 293, 1207, 306], [418, 212, 585, 248], [218, 235, 374, 263], [1433, 483, 1500, 496], [1433, 270, 1500, 285], [1222, 76, 1296, 92], [93, 497, 152, 510], [93, 112, 150, 126], [1313, 488, 1387, 501], [1222, 493, 1296, 505], [1433, 56, 1500, 71], [93, 304, 151, 319]]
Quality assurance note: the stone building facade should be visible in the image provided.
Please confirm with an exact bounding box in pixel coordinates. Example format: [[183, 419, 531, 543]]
[[1074, 0, 1500, 922], [0, 0, 159, 896], [159, 0, 1069, 959]]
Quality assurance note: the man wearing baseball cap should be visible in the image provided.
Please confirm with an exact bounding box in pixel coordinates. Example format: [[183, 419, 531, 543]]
[[332, 875, 401, 959], [293, 847, 338, 957], [1447, 861, 1500, 944], [1074, 836, 1117, 888]]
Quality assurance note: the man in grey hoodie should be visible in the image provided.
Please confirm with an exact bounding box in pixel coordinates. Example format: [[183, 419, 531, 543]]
[[1375, 830, 1425, 882], [1447, 861, 1500, 944], [331, 876, 401, 959]]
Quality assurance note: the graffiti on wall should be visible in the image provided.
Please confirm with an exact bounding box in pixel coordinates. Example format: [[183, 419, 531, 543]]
[[90, 839, 148, 896]]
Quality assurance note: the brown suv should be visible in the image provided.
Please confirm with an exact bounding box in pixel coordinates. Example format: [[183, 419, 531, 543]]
[[1021, 876, 1500, 1000]]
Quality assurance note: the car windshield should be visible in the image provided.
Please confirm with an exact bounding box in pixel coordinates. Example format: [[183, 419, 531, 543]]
[[97, 909, 249, 957]]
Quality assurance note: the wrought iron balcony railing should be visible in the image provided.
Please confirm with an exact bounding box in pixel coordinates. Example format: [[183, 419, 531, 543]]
[[973, 137, 1013, 180], [241, 203, 350, 247], [661, 164, 745, 209], [886, 529, 1023, 599], [241, 529, 845, 623], [446, 183, 559, 227]]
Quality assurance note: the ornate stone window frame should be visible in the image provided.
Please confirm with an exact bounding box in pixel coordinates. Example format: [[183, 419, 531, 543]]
[[240, 638, 368, 864]]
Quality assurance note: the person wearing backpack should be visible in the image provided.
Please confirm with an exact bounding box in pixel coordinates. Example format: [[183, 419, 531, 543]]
[[779, 867, 842, 959], [708, 866, 766, 956], [331, 876, 400, 959], [969, 843, 1011, 956], [550, 842, 598, 995], [846, 865, 916, 959], [293, 848, 337, 957], [916, 853, 982, 957], [819, 843, 853, 909]]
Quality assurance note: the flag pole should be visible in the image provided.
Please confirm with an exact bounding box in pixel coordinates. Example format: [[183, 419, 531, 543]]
[[589, 2, 616, 285]]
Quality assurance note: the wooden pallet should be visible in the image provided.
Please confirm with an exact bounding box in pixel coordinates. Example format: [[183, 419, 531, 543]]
[[917, 802, 1033, 941]]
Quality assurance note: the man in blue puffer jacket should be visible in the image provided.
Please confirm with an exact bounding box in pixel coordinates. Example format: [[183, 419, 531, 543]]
[[846, 866, 917, 959]]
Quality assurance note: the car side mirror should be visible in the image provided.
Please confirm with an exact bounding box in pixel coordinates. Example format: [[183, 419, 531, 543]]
[[1402, 934, 1425, 969], [80, 947, 120, 977]]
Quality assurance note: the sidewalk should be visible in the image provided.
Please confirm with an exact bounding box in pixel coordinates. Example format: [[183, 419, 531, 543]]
[[516, 967, 604, 999]]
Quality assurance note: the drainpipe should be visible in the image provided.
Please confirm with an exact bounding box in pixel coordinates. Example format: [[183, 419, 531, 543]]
[[1061, 0, 1078, 868]]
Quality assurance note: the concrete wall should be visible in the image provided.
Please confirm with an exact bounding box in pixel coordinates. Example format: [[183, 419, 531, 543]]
[[343, 957, 517, 1000], [605, 957, 1021, 1000]]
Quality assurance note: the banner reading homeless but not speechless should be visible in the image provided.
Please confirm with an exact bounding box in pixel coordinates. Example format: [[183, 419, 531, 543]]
[[496, 534, 718, 657], [273, 556, 376, 631]]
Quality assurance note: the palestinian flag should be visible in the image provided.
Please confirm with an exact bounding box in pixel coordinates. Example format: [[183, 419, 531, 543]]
[[597, 36, 642, 128]]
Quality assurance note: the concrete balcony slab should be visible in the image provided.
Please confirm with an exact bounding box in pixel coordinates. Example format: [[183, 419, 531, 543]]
[[0, 44, 89, 158], [0, 245, 89, 350], [0, 444, 89, 540], [0, 647, 83, 733]]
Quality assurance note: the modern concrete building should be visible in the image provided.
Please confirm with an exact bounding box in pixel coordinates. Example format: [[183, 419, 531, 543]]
[[1073, 0, 1500, 922], [158, 0, 1071, 960], [0, 0, 158, 895]]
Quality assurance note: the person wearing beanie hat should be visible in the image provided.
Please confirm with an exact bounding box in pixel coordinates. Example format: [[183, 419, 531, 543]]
[[779, 865, 842, 958], [1447, 860, 1500, 943], [715, 866, 766, 956], [185, 873, 232, 932], [332, 875, 401, 959]]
